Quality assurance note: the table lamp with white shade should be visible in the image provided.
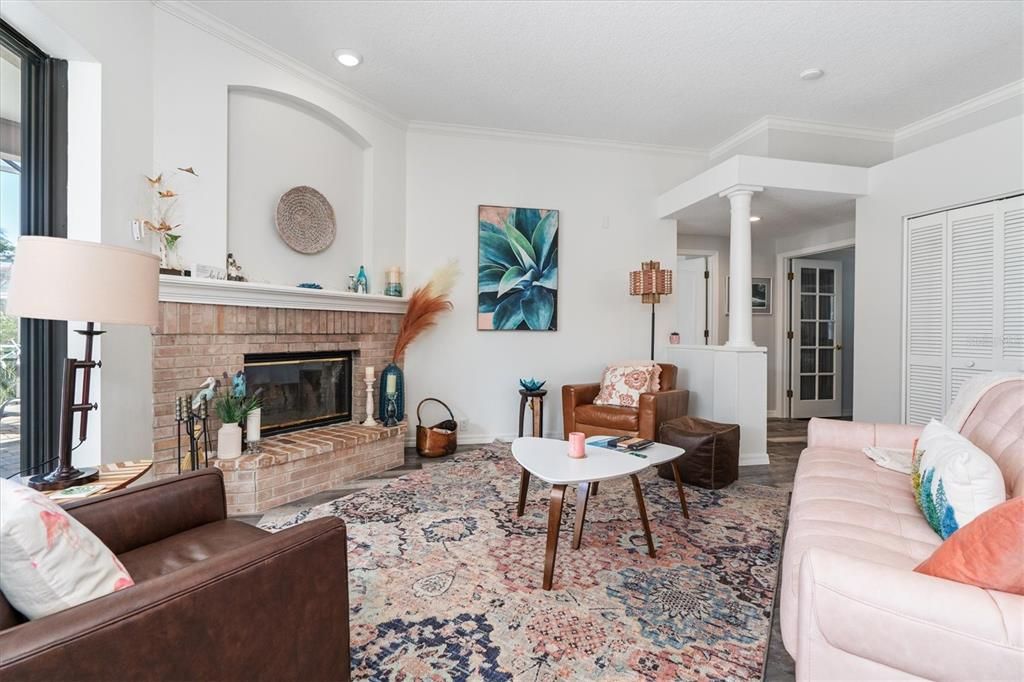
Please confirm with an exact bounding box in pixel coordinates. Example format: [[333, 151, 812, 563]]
[[7, 237, 159, 490]]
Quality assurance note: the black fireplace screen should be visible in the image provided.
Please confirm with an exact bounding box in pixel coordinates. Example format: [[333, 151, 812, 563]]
[[243, 351, 352, 435]]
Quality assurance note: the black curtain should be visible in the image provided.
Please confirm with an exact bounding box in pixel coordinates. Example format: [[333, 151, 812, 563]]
[[1, 20, 68, 475]]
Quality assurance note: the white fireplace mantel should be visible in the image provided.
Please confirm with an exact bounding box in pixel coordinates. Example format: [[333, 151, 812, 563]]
[[159, 275, 409, 314]]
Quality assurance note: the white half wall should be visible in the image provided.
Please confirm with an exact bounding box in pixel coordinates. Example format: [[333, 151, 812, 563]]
[[405, 130, 704, 442], [854, 115, 1024, 423]]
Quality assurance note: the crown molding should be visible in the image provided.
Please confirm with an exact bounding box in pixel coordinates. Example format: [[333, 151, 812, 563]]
[[709, 115, 893, 160], [407, 120, 707, 157], [894, 79, 1024, 142], [151, 0, 407, 130]]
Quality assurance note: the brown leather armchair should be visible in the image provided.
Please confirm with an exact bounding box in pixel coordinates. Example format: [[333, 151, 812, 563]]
[[0, 469, 350, 682], [562, 363, 689, 441]]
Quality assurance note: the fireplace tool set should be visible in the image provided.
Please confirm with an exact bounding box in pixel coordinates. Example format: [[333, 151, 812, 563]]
[[176, 394, 212, 474]]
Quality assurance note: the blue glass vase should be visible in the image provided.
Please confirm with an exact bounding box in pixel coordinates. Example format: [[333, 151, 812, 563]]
[[377, 363, 404, 425]]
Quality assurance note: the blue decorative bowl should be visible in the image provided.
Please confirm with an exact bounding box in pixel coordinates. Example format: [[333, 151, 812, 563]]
[[297, 282, 323, 289], [519, 377, 546, 392]]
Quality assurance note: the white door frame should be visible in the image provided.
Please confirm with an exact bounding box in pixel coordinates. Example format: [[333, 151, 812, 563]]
[[774, 238, 855, 418], [677, 248, 720, 345]]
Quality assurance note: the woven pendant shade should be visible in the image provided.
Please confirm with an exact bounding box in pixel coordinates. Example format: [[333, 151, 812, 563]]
[[629, 260, 673, 304]]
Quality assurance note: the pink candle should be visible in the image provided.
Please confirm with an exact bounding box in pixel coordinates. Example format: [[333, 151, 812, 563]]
[[568, 432, 586, 458]]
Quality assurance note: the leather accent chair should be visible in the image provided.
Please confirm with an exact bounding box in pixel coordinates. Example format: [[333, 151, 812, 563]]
[[562, 363, 690, 441], [0, 469, 351, 682]]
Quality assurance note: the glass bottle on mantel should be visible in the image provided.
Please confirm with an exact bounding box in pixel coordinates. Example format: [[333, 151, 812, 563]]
[[356, 266, 368, 294]]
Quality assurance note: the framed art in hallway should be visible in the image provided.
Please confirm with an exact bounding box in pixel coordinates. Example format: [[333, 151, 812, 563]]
[[477, 205, 558, 331], [726, 276, 773, 315]]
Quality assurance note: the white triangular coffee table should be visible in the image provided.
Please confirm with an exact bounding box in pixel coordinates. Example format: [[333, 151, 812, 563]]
[[511, 436, 688, 590]]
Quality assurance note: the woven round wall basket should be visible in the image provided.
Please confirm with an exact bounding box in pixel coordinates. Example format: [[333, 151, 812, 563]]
[[275, 186, 336, 254]]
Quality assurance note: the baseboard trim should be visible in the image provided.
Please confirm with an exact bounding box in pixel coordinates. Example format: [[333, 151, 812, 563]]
[[739, 452, 771, 466]]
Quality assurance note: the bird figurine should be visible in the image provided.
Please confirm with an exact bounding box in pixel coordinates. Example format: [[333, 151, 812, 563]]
[[145, 173, 163, 186], [157, 190, 178, 199], [177, 166, 199, 176], [193, 377, 218, 410]]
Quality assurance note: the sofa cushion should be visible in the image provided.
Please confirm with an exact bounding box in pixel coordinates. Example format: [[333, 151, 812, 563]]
[[117, 520, 270, 583], [574, 403, 639, 431], [959, 379, 1024, 499], [0, 478, 134, 621], [780, 445, 942, 654]]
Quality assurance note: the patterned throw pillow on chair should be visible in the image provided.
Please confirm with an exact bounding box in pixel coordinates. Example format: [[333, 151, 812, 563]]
[[593, 364, 661, 408], [912, 420, 1006, 539]]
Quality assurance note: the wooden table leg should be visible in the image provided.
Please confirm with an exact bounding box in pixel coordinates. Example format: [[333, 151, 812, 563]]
[[518, 395, 527, 437], [532, 396, 543, 437], [591, 481, 599, 497], [517, 467, 531, 517], [543, 484, 567, 590], [572, 481, 590, 550], [630, 474, 656, 558], [670, 460, 690, 519]]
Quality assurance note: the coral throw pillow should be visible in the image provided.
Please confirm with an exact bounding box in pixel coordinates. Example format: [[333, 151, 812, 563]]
[[593, 364, 662, 408], [915, 498, 1024, 595], [911, 420, 1006, 539], [0, 477, 134, 620]]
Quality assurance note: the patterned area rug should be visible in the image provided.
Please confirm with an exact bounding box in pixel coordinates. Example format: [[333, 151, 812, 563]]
[[261, 443, 789, 681]]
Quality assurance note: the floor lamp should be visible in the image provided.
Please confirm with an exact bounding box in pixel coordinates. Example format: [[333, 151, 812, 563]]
[[629, 260, 673, 361], [7, 237, 160, 490]]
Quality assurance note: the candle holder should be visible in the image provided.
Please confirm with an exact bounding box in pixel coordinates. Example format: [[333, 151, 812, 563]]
[[362, 377, 378, 426], [384, 392, 399, 427]]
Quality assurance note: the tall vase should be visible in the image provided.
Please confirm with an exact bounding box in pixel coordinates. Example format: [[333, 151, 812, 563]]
[[377, 363, 405, 424], [217, 423, 242, 459]]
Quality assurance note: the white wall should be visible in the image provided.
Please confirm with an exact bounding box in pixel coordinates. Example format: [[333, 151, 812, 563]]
[[6, 0, 157, 464], [855, 115, 1024, 423], [227, 88, 364, 289], [152, 7, 406, 290], [405, 130, 704, 441]]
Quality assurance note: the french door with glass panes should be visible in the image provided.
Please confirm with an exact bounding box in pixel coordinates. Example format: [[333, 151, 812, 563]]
[[790, 259, 843, 418]]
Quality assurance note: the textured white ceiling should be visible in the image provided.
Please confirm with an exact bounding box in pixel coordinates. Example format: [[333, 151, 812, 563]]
[[195, 0, 1023, 149], [677, 188, 856, 238]]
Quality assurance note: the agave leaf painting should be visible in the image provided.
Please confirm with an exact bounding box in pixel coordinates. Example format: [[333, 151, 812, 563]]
[[478, 205, 558, 331]]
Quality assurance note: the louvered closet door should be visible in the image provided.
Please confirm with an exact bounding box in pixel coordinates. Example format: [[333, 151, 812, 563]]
[[905, 213, 947, 424], [947, 202, 999, 400], [1001, 196, 1024, 364]]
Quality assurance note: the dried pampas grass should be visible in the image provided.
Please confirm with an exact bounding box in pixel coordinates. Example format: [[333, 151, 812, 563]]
[[392, 261, 459, 363]]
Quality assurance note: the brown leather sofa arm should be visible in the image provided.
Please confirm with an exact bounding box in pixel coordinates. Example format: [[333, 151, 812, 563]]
[[64, 468, 227, 555], [562, 383, 601, 438], [638, 389, 690, 441], [0, 517, 350, 682]]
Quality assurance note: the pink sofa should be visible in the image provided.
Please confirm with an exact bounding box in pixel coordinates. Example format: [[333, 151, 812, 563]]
[[781, 379, 1024, 680]]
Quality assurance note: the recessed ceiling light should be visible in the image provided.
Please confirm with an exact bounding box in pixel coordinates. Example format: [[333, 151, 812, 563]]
[[749, 216, 761, 222], [333, 49, 362, 67], [800, 68, 824, 81]]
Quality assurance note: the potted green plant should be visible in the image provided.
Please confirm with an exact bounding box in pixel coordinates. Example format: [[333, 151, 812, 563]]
[[213, 395, 245, 459]]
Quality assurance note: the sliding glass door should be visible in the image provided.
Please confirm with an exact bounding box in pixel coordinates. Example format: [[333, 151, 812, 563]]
[[0, 20, 67, 478]]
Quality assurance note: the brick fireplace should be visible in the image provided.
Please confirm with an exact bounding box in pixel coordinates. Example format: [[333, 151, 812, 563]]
[[151, 281, 407, 514]]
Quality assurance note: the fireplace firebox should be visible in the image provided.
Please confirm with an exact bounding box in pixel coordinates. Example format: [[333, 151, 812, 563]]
[[243, 351, 353, 435]]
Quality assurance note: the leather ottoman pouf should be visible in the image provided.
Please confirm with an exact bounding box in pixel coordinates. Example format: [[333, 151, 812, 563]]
[[657, 417, 740, 489]]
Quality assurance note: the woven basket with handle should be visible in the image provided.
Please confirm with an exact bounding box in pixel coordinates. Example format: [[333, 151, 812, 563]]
[[415, 398, 458, 457]]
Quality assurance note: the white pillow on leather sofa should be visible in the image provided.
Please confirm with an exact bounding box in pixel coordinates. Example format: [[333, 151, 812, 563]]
[[0, 477, 134, 620]]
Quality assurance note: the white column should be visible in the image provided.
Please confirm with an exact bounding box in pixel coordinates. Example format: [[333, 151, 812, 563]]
[[720, 185, 762, 347]]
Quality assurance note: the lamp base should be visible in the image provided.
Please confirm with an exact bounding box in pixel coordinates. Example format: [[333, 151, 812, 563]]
[[28, 466, 100, 491]]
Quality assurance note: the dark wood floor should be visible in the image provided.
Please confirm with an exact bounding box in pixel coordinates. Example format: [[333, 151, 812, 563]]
[[247, 418, 811, 681]]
